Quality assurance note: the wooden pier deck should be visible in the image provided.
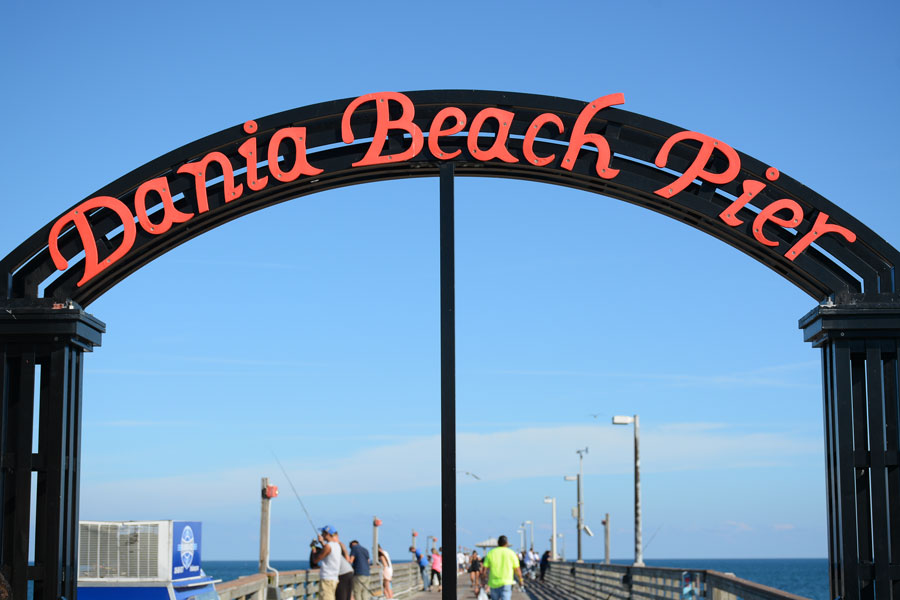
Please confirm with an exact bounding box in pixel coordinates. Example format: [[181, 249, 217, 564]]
[[407, 574, 547, 600]]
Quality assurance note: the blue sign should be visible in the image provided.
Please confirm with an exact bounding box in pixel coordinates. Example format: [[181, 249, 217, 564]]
[[172, 521, 202, 580]]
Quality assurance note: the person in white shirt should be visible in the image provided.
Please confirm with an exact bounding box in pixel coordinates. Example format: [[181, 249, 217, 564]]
[[313, 525, 343, 600], [527, 549, 540, 579]]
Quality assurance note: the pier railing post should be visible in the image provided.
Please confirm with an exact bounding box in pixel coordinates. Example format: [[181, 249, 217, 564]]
[[800, 294, 900, 600], [260, 477, 271, 574], [0, 300, 104, 600]]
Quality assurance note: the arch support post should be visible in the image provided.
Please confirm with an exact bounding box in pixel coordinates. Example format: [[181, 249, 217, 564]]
[[0, 300, 104, 600], [800, 294, 900, 600]]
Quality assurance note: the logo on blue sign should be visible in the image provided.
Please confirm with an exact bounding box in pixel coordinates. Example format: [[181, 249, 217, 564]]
[[177, 525, 196, 569]]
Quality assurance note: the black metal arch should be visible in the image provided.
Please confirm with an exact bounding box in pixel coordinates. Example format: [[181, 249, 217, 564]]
[[2, 90, 899, 600], [2, 89, 898, 305]]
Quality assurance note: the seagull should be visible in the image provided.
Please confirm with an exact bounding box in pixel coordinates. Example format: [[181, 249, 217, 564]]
[[463, 471, 481, 480]]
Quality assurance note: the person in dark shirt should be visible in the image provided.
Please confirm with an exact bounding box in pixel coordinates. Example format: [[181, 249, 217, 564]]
[[349, 540, 372, 600], [540, 550, 551, 581]]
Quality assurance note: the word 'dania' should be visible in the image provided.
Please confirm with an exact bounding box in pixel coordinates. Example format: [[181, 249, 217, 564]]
[[49, 92, 856, 287]]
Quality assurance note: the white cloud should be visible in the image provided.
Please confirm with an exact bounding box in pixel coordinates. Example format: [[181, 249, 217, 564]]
[[81, 422, 819, 515], [724, 521, 752, 532], [476, 361, 819, 390]]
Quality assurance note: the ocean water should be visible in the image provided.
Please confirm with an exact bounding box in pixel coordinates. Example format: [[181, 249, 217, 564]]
[[203, 559, 312, 582]]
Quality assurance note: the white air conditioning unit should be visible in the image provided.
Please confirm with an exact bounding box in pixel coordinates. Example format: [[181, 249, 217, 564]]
[[78, 520, 218, 599]]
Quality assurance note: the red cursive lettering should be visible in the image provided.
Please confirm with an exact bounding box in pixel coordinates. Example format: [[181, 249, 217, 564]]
[[719, 180, 768, 227], [267, 127, 323, 181], [467, 108, 518, 163], [752, 199, 804, 247], [561, 94, 624, 179], [48, 196, 137, 287], [786, 212, 857, 261], [654, 132, 740, 198], [177, 152, 243, 213], [238, 120, 269, 191], [134, 177, 192, 235], [341, 92, 424, 166], [523, 113, 565, 166], [428, 107, 467, 160]]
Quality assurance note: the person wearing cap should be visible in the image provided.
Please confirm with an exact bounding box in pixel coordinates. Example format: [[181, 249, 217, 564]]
[[482, 535, 523, 600], [313, 525, 344, 600]]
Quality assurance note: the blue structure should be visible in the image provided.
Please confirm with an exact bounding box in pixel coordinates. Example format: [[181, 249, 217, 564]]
[[78, 520, 220, 600]]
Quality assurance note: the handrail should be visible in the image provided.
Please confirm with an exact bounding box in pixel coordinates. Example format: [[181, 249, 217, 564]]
[[215, 561, 423, 600], [541, 560, 812, 600]]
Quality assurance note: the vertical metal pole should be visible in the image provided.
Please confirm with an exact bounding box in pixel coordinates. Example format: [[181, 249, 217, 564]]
[[259, 477, 270, 574], [440, 162, 457, 600], [550, 498, 557, 560], [604, 513, 610, 565], [373, 518, 382, 592], [577, 452, 584, 562], [372, 517, 378, 566], [634, 415, 643, 567], [2, 353, 35, 600]]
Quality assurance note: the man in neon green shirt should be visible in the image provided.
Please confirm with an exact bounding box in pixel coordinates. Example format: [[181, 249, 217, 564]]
[[482, 536, 524, 600]]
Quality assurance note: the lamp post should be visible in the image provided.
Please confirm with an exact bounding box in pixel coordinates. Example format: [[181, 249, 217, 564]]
[[558, 533, 565, 561], [544, 497, 557, 559], [564, 447, 588, 562], [522, 520, 534, 550], [517, 528, 525, 552], [613, 414, 643, 566]]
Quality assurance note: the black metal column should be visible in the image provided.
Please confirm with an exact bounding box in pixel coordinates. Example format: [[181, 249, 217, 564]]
[[800, 295, 900, 600], [440, 163, 457, 600], [0, 301, 104, 600]]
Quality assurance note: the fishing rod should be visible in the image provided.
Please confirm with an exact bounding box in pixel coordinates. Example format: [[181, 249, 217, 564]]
[[271, 451, 321, 539], [643, 524, 663, 554]]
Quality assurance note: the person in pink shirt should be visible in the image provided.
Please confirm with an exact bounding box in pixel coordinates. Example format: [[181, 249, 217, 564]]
[[430, 547, 443, 593]]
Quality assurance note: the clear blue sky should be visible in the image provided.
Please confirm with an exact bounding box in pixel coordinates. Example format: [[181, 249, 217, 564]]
[[3, 0, 899, 562]]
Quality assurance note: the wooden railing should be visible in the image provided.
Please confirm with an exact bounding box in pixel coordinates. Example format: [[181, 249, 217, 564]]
[[215, 561, 423, 600], [542, 561, 811, 600]]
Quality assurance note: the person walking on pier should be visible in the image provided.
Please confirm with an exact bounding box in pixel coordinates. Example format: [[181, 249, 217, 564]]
[[348, 540, 371, 600], [378, 545, 394, 599], [430, 547, 443, 593], [410, 545, 430, 591], [482, 536, 524, 600], [468, 550, 484, 596]]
